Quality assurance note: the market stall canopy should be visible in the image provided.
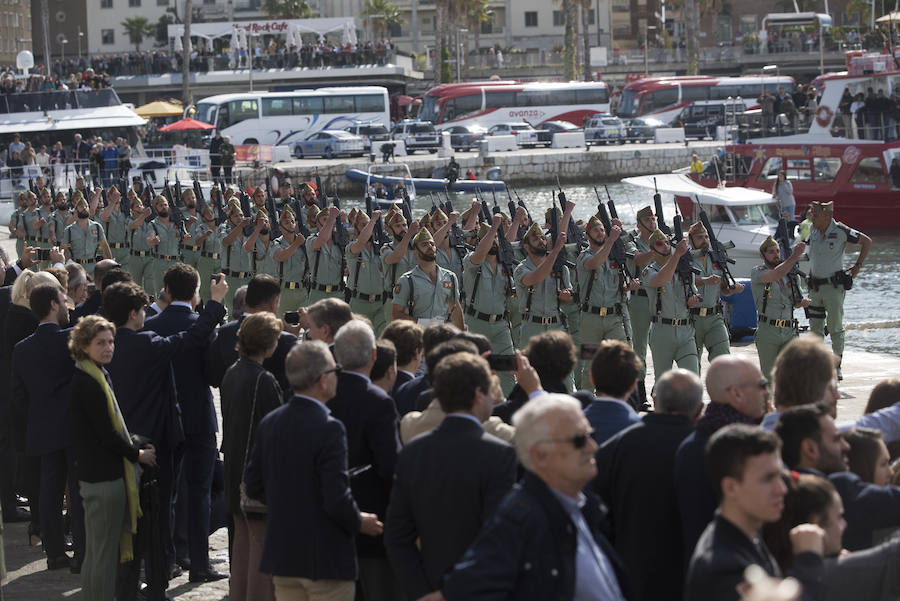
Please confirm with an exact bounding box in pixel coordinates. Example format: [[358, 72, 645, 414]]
[[135, 100, 183, 117], [167, 17, 357, 41], [159, 117, 216, 132], [876, 11, 900, 23]]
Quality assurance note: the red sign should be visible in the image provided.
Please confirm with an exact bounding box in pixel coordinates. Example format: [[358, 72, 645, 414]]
[[234, 145, 273, 163]]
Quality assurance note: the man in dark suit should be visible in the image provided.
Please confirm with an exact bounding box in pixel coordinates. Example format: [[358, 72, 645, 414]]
[[582, 340, 643, 446], [70, 259, 123, 322], [11, 284, 83, 571], [70, 133, 91, 174], [385, 351, 517, 601], [391, 323, 457, 416], [205, 274, 297, 392], [594, 368, 702, 601], [103, 277, 227, 590], [244, 340, 383, 601], [144, 263, 226, 582], [328, 319, 401, 601], [379, 320, 423, 401]]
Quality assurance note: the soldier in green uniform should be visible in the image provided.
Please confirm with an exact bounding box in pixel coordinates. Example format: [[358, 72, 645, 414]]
[[346, 208, 387, 335], [30, 188, 55, 268], [297, 182, 320, 227], [125, 195, 155, 291], [751, 236, 810, 381], [806, 200, 871, 379], [627, 206, 659, 391], [642, 230, 701, 383], [145, 194, 185, 296], [243, 208, 277, 277], [249, 186, 267, 220], [51, 190, 73, 250], [426, 207, 465, 285], [514, 222, 572, 348], [306, 205, 345, 303], [179, 188, 203, 270], [382, 204, 417, 325], [99, 185, 131, 265], [9, 192, 28, 261], [195, 202, 221, 302], [62, 194, 112, 274], [220, 198, 253, 310], [464, 215, 516, 392], [392, 227, 464, 328], [577, 213, 641, 388], [271, 205, 309, 313], [688, 220, 744, 364], [19, 191, 40, 264]]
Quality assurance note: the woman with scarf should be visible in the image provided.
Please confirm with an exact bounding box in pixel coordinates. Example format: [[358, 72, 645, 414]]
[[68, 315, 156, 601]]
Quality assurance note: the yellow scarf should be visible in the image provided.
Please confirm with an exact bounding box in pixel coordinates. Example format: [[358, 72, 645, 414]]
[[78, 359, 142, 562]]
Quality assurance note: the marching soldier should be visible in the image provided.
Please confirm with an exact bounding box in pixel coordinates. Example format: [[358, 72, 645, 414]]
[[30, 188, 54, 268], [577, 213, 641, 388], [51, 190, 74, 249], [249, 186, 267, 220], [465, 215, 516, 392], [626, 206, 659, 391], [806, 201, 871, 380], [18, 191, 40, 262], [99, 185, 131, 265], [305, 205, 345, 303], [688, 221, 744, 363], [751, 236, 810, 381], [514, 222, 572, 349], [62, 193, 112, 274], [392, 227, 463, 327], [382, 204, 417, 324], [145, 194, 185, 295], [642, 230, 701, 382], [243, 208, 276, 277], [220, 198, 253, 309], [125, 195, 155, 291], [297, 182, 320, 226], [271, 205, 309, 313], [428, 207, 465, 284], [196, 202, 221, 302], [9, 192, 27, 260], [346, 208, 386, 335], [179, 188, 203, 270]]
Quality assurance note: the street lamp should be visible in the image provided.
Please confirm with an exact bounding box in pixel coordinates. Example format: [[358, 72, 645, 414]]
[[77, 28, 84, 61], [60, 37, 68, 64], [248, 32, 258, 92], [456, 27, 468, 82], [644, 26, 656, 75]]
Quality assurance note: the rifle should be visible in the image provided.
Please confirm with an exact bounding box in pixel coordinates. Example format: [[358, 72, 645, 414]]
[[399, 184, 413, 225], [547, 193, 571, 329], [193, 179, 209, 223], [697, 203, 737, 289], [237, 179, 254, 236], [653, 177, 672, 237], [775, 217, 808, 317], [174, 175, 183, 208], [671, 204, 701, 306], [364, 193, 388, 254], [143, 175, 158, 221], [556, 176, 586, 249], [329, 184, 348, 249], [314, 170, 327, 209], [595, 186, 634, 285], [266, 181, 281, 239]]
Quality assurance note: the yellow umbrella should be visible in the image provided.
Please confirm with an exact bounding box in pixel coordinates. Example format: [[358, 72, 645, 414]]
[[134, 100, 184, 118], [876, 11, 900, 23]]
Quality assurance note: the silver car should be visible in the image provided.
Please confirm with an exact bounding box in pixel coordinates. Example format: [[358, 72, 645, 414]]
[[293, 130, 366, 159]]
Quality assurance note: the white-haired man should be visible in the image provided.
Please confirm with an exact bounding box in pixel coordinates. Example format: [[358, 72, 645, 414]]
[[442, 394, 629, 601]]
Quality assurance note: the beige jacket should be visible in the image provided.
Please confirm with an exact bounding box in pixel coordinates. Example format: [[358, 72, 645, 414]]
[[400, 399, 515, 444]]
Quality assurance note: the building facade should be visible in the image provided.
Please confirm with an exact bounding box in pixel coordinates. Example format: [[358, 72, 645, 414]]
[[1, 0, 32, 67]]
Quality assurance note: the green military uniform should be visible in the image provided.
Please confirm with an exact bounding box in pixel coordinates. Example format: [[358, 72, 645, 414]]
[[29, 206, 54, 269], [51, 208, 72, 248], [251, 238, 276, 277], [347, 243, 386, 335], [126, 216, 155, 292], [627, 230, 652, 381], [196, 220, 221, 302], [514, 254, 571, 346], [103, 206, 131, 265], [691, 251, 731, 363], [381, 206, 414, 325], [146, 219, 182, 296], [393, 264, 459, 324], [751, 256, 800, 382], [305, 234, 344, 303], [221, 223, 252, 309], [643, 235, 700, 383], [807, 214, 860, 361], [180, 213, 203, 269], [65, 219, 106, 275], [22, 207, 42, 269], [11, 206, 25, 260], [273, 234, 309, 314]]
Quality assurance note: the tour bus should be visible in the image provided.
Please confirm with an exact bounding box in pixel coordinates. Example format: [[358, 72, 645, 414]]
[[616, 75, 796, 124], [419, 80, 611, 130], [192, 86, 390, 146]]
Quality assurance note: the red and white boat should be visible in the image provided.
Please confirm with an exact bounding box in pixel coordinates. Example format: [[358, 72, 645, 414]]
[[688, 54, 900, 229]]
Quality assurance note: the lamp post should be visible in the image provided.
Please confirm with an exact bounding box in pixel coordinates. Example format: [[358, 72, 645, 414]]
[[77, 28, 84, 61], [644, 25, 656, 75], [60, 37, 68, 64], [248, 32, 257, 92], [456, 27, 468, 82]]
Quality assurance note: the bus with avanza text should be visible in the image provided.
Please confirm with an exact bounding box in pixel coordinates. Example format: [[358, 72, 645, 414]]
[[419, 80, 611, 130], [616, 75, 796, 125], [192, 86, 389, 146]]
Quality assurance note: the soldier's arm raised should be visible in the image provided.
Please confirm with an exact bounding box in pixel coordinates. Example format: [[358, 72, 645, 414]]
[[471, 215, 500, 266], [521, 233, 566, 287], [385, 221, 418, 264]]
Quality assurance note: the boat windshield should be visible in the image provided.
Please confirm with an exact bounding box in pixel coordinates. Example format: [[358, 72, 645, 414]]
[[728, 203, 778, 226], [0, 89, 123, 113]]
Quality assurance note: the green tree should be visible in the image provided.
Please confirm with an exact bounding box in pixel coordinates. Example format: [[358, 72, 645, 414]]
[[579, 0, 591, 80], [156, 14, 174, 45], [441, 45, 452, 82], [363, 0, 404, 40], [467, 0, 494, 67], [562, 0, 578, 80], [262, 0, 313, 19], [121, 16, 156, 53]]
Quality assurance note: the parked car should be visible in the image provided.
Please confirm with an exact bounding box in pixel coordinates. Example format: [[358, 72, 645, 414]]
[[584, 113, 626, 145], [487, 122, 539, 147], [535, 120, 582, 145], [679, 100, 746, 140], [624, 117, 667, 142], [292, 130, 365, 159], [443, 125, 486, 151], [344, 122, 391, 152], [391, 119, 441, 154]]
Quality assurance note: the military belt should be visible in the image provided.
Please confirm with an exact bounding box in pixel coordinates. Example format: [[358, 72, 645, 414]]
[[30, 236, 50, 243], [131, 250, 150, 257], [585, 305, 620, 316], [229, 271, 252, 279], [109, 242, 128, 249], [74, 258, 95, 265], [690, 305, 723, 317], [350, 290, 383, 302], [201, 251, 220, 259], [313, 283, 340, 292], [523, 314, 558, 325], [157, 254, 179, 261], [466, 306, 508, 323], [283, 281, 305, 290], [180, 244, 201, 252], [758, 314, 798, 329], [651, 317, 691, 326]]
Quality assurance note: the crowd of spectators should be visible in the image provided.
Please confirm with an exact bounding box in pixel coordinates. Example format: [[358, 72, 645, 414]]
[[2, 132, 132, 189]]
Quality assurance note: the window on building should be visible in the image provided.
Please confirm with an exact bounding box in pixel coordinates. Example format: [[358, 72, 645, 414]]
[[612, 0, 629, 12], [739, 15, 757, 35], [525, 11, 538, 27], [588, 9, 595, 25], [128, 0, 140, 6], [101, 29, 114, 44], [157, 0, 168, 4], [553, 11, 564, 26], [100, 0, 112, 8]]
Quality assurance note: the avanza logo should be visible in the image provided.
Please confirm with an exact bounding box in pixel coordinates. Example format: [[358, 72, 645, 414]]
[[509, 110, 540, 118]]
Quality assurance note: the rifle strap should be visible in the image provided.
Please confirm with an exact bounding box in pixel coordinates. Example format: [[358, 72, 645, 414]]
[[762, 282, 771, 316], [404, 272, 415, 317], [312, 246, 322, 285], [581, 255, 596, 311], [226, 241, 232, 271], [352, 251, 363, 290], [468, 264, 483, 309]]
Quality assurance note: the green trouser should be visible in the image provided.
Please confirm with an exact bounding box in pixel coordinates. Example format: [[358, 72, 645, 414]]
[[125, 254, 153, 292], [649, 322, 699, 384], [225, 275, 250, 312], [350, 295, 387, 336], [15, 237, 23, 262], [507, 295, 521, 349], [280, 286, 310, 314], [579, 311, 629, 389], [79, 478, 126, 601], [109, 245, 130, 266], [808, 283, 846, 359], [520, 317, 575, 392], [755, 322, 797, 382], [630, 292, 652, 381], [308, 287, 344, 304], [562, 302, 583, 389], [466, 314, 516, 395], [694, 314, 731, 365], [181, 249, 200, 270], [196, 256, 219, 303], [145, 258, 175, 297]]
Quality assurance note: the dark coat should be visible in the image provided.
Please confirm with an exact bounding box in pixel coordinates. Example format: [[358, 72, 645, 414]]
[[391, 369, 414, 400], [384, 415, 517, 600], [204, 315, 297, 393], [583, 396, 642, 446], [144, 304, 217, 437], [828, 470, 900, 551], [11, 322, 74, 456], [443, 471, 631, 601], [594, 413, 695, 601], [685, 514, 824, 601], [244, 395, 362, 580], [494, 383, 593, 424], [71, 290, 102, 322], [393, 373, 428, 417], [328, 371, 400, 557]]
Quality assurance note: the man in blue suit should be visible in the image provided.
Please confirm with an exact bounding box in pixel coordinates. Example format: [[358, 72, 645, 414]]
[[103, 276, 227, 592], [582, 340, 643, 446], [11, 283, 83, 571], [144, 263, 226, 582]]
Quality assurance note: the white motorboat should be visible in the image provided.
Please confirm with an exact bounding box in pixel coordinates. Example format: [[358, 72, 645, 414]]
[[623, 173, 778, 278]]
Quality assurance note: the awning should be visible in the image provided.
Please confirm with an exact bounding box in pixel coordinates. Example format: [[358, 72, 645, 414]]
[[762, 12, 833, 29], [0, 105, 146, 135], [876, 11, 900, 23], [134, 100, 183, 117], [622, 174, 774, 206], [159, 117, 215, 132], [167, 17, 357, 41]]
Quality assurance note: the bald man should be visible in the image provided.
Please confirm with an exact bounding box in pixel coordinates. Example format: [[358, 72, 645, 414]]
[[673, 356, 770, 556]]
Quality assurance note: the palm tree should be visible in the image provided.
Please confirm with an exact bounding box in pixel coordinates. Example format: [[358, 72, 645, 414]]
[[434, 0, 449, 83], [563, 0, 578, 80], [182, 0, 191, 108], [579, 0, 591, 81], [467, 0, 494, 68], [262, 0, 313, 18], [684, 0, 699, 74], [363, 0, 404, 41], [122, 16, 156, 53]]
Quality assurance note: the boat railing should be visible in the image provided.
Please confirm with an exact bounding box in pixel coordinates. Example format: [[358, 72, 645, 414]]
[[0, 160, 97, 201], [0, 89, 123, 114]]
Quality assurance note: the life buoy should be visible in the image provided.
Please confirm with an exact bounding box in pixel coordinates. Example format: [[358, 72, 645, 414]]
[[816, 105, 834, 127]]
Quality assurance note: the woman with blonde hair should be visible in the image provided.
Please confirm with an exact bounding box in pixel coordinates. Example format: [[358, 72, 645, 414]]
[[68, 315, 156, 600]]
